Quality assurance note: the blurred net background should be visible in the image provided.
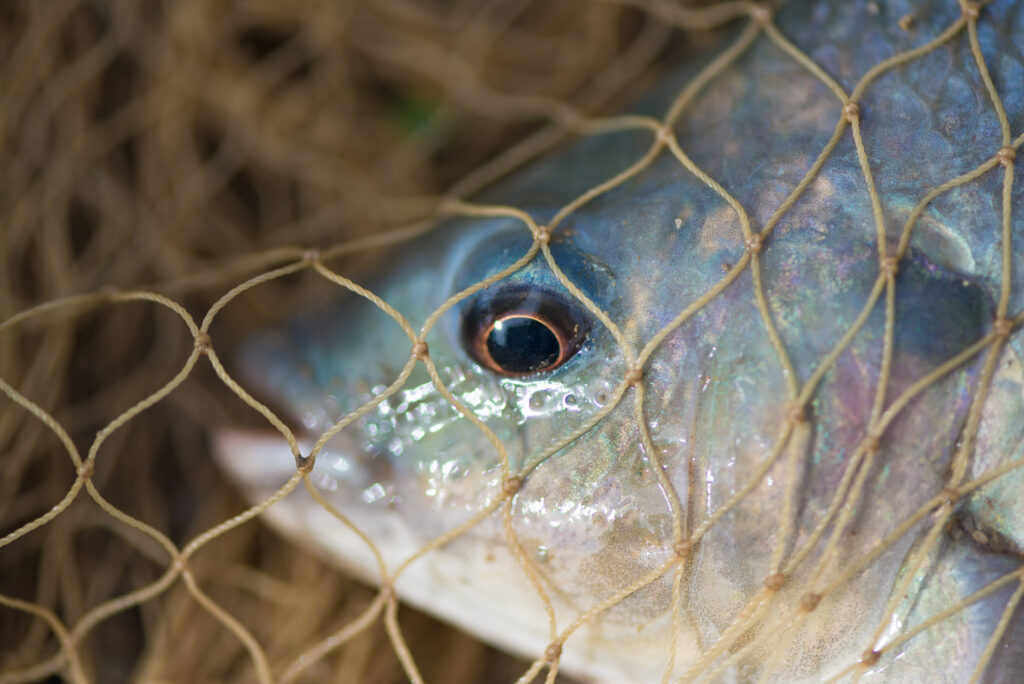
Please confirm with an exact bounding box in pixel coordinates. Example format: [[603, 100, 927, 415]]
[[0, 0, 695, 681]]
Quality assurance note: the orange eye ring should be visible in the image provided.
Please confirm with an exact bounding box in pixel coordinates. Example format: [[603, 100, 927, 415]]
[[461, 289, 589, 377], [473, 312, 571, 376]]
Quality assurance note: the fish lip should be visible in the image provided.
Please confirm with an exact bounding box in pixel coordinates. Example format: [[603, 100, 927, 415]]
[[212, 427, 299, 489], [212, 427, 381, 499]]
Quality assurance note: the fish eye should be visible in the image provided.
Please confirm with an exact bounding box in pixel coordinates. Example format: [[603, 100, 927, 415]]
[[461, 288, 589, 377]]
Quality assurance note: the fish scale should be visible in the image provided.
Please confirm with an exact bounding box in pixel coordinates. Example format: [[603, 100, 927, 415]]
[[216, 1, 1024, 681]]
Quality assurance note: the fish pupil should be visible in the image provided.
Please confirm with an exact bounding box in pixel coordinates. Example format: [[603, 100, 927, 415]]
[[460, 286, 590, 376], [486, 316, 561, 374]]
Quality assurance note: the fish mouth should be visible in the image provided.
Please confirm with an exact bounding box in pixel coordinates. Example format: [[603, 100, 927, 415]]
[[211, 428, 410, 583], [211, 427, 582, 674]]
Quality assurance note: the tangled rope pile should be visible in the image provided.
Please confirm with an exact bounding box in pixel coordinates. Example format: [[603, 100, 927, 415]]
[[2, 0, 1022, 682]]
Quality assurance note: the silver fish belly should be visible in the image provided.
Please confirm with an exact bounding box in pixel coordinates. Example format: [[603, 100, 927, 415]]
[[215, 1, 1024, 682]]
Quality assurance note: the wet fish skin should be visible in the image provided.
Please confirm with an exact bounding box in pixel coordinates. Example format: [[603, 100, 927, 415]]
[[216, 1, 1024, 682]]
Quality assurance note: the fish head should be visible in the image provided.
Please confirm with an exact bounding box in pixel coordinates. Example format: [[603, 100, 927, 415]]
[[214, 1, 1024, 681]]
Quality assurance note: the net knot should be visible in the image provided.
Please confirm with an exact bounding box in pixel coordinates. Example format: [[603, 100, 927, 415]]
[[534, 225, 552, 245], [996, 146, 1017, 167], [744, 232, 764, 254], [438, 197, 461, 215], [302, 249, 321, 264], [749, 4, 773, 26], [860, 649, 881, 667], [764, 572, 786, 592], [411, 340, 430, 360], [194, 333, 213, 355], [897, 14, 915, 31], [502, 475, 523, 497], [799, 592, 821, 612], [296, 453, 315, 473], [544, 641, 563, 662], [940, 488, 960, 507], [673, 539, 692, 559], [655, 125, 674, 146], [76, 460, 95, 479], [861, 434, 881, 455], [786, 402, 807, 424], [962, 2, 981, 20], [379, 583, 396, 601], [878, 256, 899, 277], [993, 316, 1014, 340], [624, 365, 644, 386], [842, 101, 860, 123]]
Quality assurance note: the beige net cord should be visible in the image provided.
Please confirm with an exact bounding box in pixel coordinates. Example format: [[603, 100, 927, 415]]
[[1, 0, 1021, 683]]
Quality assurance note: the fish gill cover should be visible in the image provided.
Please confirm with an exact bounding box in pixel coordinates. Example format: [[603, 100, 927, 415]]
[[1, 1, 1023, 683]]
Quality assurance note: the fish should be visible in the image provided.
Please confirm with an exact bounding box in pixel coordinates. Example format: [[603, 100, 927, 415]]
[[214, 0, 1024, 681]]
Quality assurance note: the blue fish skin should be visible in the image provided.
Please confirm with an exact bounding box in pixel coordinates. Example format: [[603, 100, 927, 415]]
[[219, 1, 1024, 681]]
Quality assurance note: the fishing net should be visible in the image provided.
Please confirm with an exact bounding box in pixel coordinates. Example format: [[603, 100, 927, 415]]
[[1, 0, 1021, 682]]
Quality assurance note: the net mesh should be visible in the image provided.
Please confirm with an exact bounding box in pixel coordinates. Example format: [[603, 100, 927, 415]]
[[1, 0, 1022, 682]]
